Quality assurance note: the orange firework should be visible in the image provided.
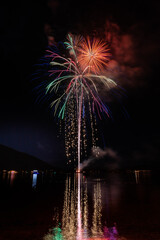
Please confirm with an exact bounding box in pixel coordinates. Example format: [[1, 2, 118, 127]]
[[77, 37, 111, 73]]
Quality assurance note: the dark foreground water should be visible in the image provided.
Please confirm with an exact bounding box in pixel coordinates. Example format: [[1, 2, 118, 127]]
[[0, 169, 160, 240]]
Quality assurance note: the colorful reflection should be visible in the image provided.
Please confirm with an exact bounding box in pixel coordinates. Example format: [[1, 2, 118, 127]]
[[32, 170, 38, 188], [134, 170, 151, 184], [44, 174, 122, 240], [53, 226, 64, 240], [8, 170, 18, 185], [2, 170, 7, 180]]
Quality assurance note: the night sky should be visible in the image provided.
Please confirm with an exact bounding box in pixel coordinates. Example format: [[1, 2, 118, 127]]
[[0, 0, 160, 167]]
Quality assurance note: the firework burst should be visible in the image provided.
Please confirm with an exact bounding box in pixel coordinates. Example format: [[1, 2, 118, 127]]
[[41, 34, 117, 171], [46, 35, 115, 119], [77, 36, 111, 73]]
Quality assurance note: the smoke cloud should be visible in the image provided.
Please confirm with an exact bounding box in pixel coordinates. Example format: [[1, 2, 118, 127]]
[[80, 146, 120, 171], [104, 19, 159, 88]]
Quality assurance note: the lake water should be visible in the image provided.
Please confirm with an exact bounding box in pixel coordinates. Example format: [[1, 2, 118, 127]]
[[0, 169, 160, 240]]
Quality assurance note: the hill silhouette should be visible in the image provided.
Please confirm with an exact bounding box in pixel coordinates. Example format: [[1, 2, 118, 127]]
[[0, 145, 52, 170]]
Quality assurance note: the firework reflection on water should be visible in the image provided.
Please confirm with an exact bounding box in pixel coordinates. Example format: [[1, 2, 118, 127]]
[[43, 174, 125, 240]]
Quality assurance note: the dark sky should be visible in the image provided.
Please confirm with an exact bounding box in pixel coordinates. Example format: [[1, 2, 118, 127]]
[[0, 0, 160, 167]]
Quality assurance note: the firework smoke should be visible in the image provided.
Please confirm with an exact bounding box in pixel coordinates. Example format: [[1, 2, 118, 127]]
[[80, 146, 119, 171]]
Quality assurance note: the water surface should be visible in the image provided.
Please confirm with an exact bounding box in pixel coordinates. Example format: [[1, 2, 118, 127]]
[[0, 169, 160, 240]]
